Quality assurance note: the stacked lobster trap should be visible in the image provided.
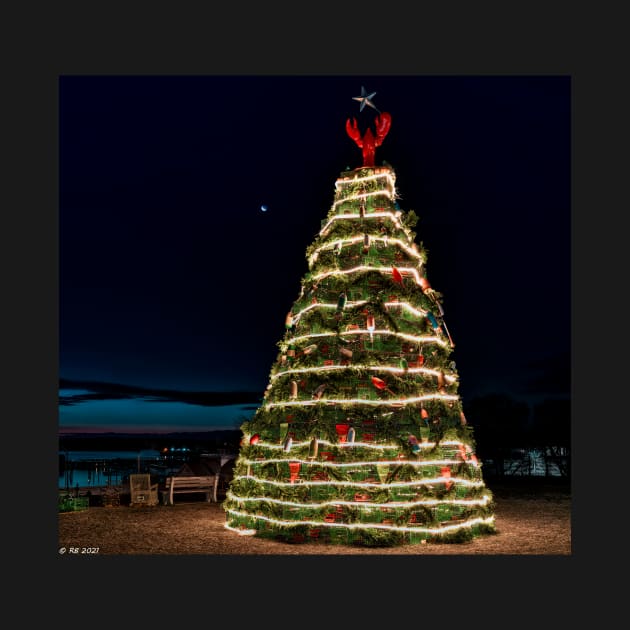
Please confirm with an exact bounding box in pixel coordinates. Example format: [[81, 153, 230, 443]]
[[224, 111, 495, 547]]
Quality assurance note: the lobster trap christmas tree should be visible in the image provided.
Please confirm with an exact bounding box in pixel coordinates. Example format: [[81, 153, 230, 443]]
[[223, 88, 496, 546]]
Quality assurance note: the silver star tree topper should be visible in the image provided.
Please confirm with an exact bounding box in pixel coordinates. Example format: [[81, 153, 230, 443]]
[[352, 86, 380, 113]]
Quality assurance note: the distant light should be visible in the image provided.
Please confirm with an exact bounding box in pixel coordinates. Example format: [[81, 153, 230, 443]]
[[260, 204, 268, 212]]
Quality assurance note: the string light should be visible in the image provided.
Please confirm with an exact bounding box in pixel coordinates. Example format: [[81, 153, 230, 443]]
[[308, 236, 424, 268], [240, 456, 474, 469], [284, 330, 448, 349], [248, 440, 392, 451], [224, 522, 257, 536], [264, 392, 459, 409], [319, 211, 405, 236], [291, 300, 431, 324], [334, 170, 396, 192], [270, 364, 458, 384], [231, 474, 484, 489], [225, 508, 495, 536], [310, 264, 431, 289], [331, 190, 394, 211], [225, 162, 494, 546], [242, 436, 472, 451], [227, 492, 492, 510]]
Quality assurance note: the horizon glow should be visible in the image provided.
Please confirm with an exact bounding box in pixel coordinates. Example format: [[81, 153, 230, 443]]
[[59, 395, 255, 433]]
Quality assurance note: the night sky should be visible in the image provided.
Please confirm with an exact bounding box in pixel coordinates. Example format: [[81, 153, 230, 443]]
[[59, 75, 570, 433]]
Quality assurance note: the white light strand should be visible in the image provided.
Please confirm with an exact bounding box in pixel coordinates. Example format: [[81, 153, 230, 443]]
[[310, 264, 428, 288], [232, 474, 483, 489], [382, 301, 429, 319], [293, 301, 349, 317], [225, 508, 495, 536], [271, 364, 457, 385], [319, 211, 404, 236], [334, 170, 396, 192], [308, 236, 424, 268], [292, 300, 428, 323], [243, 437, 470, 451], [332, 190, 394, 212], [226, 492, 491, 510], [265, 393, 459, 409], [240, 456, 474, 469], [246, 440, 390, 451], [284, 330, 448, 349], [224, 522, 257, 536]]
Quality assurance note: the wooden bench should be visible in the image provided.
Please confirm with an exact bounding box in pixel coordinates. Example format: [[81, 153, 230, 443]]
[[162, 475, 219, 505]]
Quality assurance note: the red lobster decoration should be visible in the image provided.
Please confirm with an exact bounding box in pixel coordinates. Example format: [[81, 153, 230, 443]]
[[345, 112, 392, 167]]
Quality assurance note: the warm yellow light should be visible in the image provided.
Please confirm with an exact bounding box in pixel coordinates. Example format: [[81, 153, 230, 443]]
[[292, 299, 431, 323], [264, 393, 458, 410], [224, 522, 257, 536], [240, 456, 468, 468], [307, 236, 424, 268], [227, 492, 491, 510], [271, 364, 457, 384], [284, 330, 448, 348], [243, 434, 478, 456], [334, 171, 396, 192], [311, 264, 430, 288], [225, 508, 495, 536], [232, 474, 483, 489], [241, 436, 472, 452], [319, 211, 405, 236], [332, 190, 394, 210]]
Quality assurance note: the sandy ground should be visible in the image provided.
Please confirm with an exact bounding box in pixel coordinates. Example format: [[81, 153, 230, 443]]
[[58, 482, 571, 556]]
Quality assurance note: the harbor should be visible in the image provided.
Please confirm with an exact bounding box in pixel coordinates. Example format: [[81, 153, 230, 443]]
[[58, 446, 237, 509]]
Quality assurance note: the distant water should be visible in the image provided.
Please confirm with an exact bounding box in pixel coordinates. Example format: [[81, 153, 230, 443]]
[[58, 397, 256, 433], [63, 450, 162, 461], [59, 449, 162, 490]]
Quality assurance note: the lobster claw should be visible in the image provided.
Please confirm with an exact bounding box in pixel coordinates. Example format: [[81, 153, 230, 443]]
[[345, 117, 363, 147], [346, 112, 392, 167], [374, 112, 392, 146]]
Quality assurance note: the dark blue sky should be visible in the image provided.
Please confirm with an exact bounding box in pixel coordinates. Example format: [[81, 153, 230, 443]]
[[59, 75, 570, 430]]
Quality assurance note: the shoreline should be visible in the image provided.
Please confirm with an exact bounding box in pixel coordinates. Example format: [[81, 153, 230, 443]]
[[59, 429, 243, 452]]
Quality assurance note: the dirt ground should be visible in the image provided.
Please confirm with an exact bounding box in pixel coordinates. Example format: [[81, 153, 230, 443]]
[[58, 481, 571, 556]]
